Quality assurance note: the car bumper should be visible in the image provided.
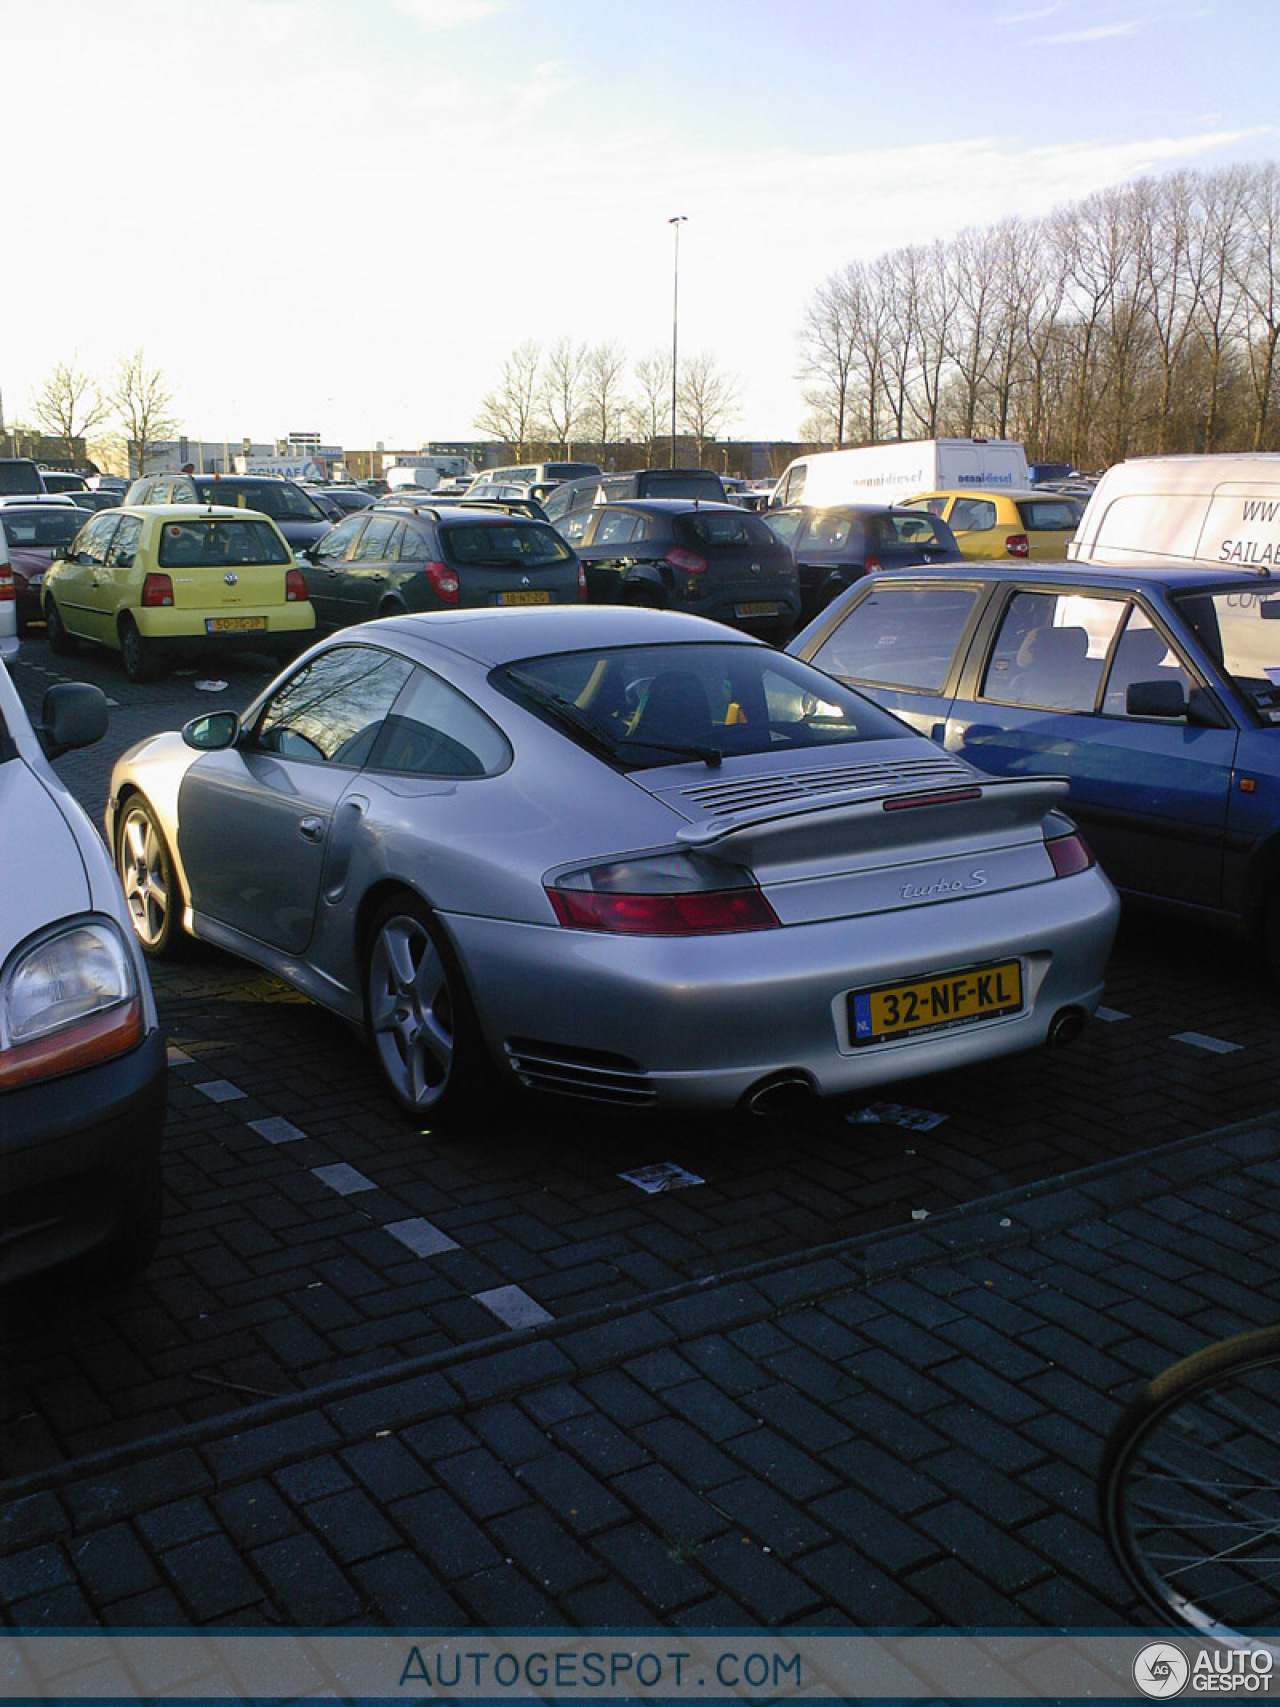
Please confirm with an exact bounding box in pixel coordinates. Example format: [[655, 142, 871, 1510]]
[[444, 871, 1119, 1111], [0, 1026, 167, 1284], [134, 605, 316, 643]]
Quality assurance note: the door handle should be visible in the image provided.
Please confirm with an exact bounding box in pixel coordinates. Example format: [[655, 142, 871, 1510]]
[[298, 816, 325, 842]]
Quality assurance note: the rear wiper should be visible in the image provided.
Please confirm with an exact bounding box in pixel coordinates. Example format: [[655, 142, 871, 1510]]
[[623, 733, 722, 768]]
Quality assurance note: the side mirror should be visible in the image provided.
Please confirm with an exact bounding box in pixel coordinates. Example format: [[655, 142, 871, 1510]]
[[1125, 680, 1187, 718], [36, 681, 109, 758], [182, 710, 241, 751]]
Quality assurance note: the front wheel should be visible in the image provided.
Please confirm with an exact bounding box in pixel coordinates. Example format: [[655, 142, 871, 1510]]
[[115, 795, 184, 957], [1099, 1324, 1280, 1646], [363, 894, 491, 1123]]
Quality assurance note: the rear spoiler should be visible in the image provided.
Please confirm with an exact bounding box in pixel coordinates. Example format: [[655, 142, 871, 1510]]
[[674, 775, 1070, 848]]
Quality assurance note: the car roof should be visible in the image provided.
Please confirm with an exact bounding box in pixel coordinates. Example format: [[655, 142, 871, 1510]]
[[121, 503, 280, 522], [909, 487, 1072, 501], [862, 559, 1274, 595], [353, 603, 764, 668], [589, 498, 745, 515]]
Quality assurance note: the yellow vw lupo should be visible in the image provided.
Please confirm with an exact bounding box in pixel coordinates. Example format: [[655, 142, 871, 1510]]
[[899, 488, 1085, 562], [42, 504, 316, 681]]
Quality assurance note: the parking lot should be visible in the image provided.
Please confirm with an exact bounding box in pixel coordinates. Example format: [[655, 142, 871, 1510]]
[[4, 636, 1278, 1485]]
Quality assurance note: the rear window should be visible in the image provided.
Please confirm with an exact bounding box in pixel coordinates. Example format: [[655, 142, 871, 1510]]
[[441, 522, 572, 568], [678, 510, 775, 549], [194, 479, 324, 522], [634, 472, 725, 501], [1016, 498, 1085, 532], [544, 463, 601, 482], [158, 518, 291, 568], [0, 509, 85, 548], [877, 513, 955, 549], [0, 461, 44, 496]]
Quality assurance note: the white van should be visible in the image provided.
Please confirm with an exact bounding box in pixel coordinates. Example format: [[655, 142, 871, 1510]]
[[770, 438, 1029, 509], [1068, 454, 1280, 569]]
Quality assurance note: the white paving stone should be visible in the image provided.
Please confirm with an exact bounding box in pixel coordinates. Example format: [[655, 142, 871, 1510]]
[[474, 1285, 553, 1330], [384, 1217, 460, 1257], [1171, 1031, 1242, 1055], [195, 1079, 246, 1103], [1094, 1006, 1130, 1022], [250, 1116, 306, 1145], [312, 1164, 377, 1196], [166, 1046, 194, 1065]]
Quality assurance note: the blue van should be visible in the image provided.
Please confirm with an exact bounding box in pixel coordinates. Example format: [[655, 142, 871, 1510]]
[[789, 561, 1280, 969]]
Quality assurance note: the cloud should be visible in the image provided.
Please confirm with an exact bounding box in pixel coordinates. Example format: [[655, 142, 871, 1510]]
[[390, 0, 510, 26], [1042, 20, 1142, 41]]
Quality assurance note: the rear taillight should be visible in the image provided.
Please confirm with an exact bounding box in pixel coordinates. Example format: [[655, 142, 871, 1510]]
[[285, 567, 308, 601], [547, 853, 779, 935], [864, 556, 882, 574], [425, 561, 460, 604], [883, 787, 982, 813], [665, 548, 707, 574], [0, 569, 13, 603], [1004, 534, 1030, 558], [1046, 830, 1095, 877], [141, 573, 174, 607]]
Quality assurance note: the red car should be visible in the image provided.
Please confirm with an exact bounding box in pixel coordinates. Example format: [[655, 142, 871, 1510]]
[[0, 502, 88, 631]]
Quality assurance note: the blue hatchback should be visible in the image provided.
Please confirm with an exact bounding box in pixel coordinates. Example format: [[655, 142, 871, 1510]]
[[789, 562, 1280, 968]]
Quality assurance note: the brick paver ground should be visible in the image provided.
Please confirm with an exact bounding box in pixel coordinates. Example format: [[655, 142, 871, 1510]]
[[4, 1116, 1278, 1630]]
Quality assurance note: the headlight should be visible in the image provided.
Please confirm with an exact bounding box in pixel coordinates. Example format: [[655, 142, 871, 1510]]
[[0, 917, 145, 1091]]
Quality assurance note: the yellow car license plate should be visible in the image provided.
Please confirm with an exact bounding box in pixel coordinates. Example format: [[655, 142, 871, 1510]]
[[498, 590, 551, 606], [735, 601, 780, 617], [206, 616, 268, 633], [849, 959, 1023, 1045]]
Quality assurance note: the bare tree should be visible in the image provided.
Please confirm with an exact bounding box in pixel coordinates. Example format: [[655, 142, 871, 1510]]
[[631, 351, 673, 455], [582, 341, 630, 451], [1233, 163, 1280, 449], [1192, 165, 1250, 451], [473, 341, 543, 456], [540, 338, 589, 456], [798, 269, 860, 446], [677, 351, 741, 463], [110, 349, 178, 476], [29, 356, 108, 463]]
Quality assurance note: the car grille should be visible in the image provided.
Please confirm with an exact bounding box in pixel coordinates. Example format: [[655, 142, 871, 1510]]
[[504, 1039, 656, 1107], [674, 754, 975, 818]]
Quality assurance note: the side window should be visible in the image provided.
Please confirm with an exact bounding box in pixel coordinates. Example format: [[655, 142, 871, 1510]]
[[369, 667, 512, 779], [949, 498, 996, 533], [399, 524, 432, 561], [353, 516, 402, 561], [593, 509, 642, 547], [807, 584, 980, 691], [982, 590, 1125, 712], [558, 512, 590, 546], [252, 647, 414, 765], [1102, 610, 1192, 717], [780, 465, 807, 505], [766, 510, 805, 546], [807, 512, 852, 550], [79, 514, 120, 566], [314, 517, 363, 563], [106, 515, 142, 567]]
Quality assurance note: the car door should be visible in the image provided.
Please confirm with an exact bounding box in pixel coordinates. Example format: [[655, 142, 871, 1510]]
[[303, 514, 364, 628], [336, 513, 405, 624], [575, 508, 650, 601], [175, 645, 414, 954], [54, 512, 123, 643], [946, 587, 1239, 904]]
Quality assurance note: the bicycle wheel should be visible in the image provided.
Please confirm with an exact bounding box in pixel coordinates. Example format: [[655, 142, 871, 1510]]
[[1100, 1324, 1280, 1647]]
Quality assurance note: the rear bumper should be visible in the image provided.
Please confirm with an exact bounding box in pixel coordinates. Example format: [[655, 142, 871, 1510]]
[[444, 871, 1119, 1110]]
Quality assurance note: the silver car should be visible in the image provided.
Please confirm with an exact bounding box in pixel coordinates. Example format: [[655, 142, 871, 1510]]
[[106, 606, 1119, 1121]]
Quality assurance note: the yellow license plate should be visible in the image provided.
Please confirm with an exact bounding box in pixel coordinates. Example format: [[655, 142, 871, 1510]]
[[849, 959, 1023, 1045], [498, 590, 551, 607], [735, 601, 780, 617], [206, 616, 268, 633]]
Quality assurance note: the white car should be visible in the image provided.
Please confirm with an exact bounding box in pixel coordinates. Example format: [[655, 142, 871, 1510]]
[[0, 649, 166, 1283]]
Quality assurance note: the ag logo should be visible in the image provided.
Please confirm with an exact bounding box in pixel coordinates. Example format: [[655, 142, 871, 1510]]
[[1134, 1643, 1190, 1697]]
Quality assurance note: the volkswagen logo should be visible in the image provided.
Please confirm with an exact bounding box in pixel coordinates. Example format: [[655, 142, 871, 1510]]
[[224, 571, 239, 587], [750, 562, 761, 575]]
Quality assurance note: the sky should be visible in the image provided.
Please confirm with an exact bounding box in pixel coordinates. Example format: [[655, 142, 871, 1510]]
[[5, 0, 1280, 454]]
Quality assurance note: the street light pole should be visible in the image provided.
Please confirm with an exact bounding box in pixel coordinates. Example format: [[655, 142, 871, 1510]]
[[669, 215, 687, 469]]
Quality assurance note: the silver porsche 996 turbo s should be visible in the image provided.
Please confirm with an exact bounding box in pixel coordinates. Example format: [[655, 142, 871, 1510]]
[[106, 605, 1119, 1122]]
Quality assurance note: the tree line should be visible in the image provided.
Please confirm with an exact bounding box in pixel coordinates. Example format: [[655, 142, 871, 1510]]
[[472, 338, 743, 465], [797, 161, 1280, 470], [6, 349, 177, 474]]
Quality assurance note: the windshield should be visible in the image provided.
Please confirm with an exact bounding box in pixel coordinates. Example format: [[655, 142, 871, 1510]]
[[158, 518, 291, 568], [1175, 585, 1280, 720], [1, 509, 85, 548], [196, 479, 324, 522], [495, 641, 905, 769]]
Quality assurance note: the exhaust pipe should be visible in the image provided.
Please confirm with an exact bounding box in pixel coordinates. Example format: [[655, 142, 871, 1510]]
[[1047, 1006, 1088, 1047], [741, 1071, 817, 1118]]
